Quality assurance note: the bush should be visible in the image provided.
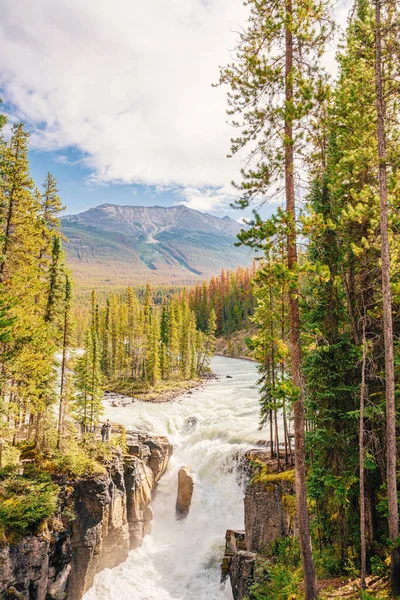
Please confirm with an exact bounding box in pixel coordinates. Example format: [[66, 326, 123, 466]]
[[249, 537, 304, 600], [1, 443, 20, 467], [43, 447, 106, 479], [111, 426, 128, 453], [0, 469, 59, 536]]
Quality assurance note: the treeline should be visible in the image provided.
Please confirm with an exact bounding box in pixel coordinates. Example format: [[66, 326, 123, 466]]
[[74, 286, 216, 424], [0, 120, 73, 453], [189, 264, 256, 336], [220, 0, 400, 596]]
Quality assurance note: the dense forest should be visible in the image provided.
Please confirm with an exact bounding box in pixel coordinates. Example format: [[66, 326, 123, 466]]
[[73, 286, 217, 425], [0, 120, 73, 454], [218, 0, 400, 596], [189, 264, 256, 336]]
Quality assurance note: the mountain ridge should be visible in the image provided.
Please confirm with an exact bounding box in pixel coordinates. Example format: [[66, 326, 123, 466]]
[[61, 204, 252, 291]]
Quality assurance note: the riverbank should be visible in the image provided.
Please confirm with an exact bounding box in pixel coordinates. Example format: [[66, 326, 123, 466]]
[[105, 375, 214, 404], [214, 329, 256, 362]]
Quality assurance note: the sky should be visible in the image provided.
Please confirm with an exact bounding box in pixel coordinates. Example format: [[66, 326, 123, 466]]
[[0, 0, 350, 218]]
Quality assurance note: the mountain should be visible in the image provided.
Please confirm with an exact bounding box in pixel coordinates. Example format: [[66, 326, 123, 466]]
[[61, 204, 252, 290]]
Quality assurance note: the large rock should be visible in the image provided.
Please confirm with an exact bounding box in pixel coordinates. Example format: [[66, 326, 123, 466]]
[[68, 452, 131, 598], [244, 480, 295, 553], [0, 432, 173, 600], [230, 551, 256, 600], [176, 465, 194, 518], [221, 530, 246, 582], [221, 465, 296, 600]]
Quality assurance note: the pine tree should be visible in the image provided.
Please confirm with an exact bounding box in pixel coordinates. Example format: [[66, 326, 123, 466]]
[[218, 0, 333, 592], [0, 124, 35, 283], [57, 274, 73, 449], [45, 235, 65, 326], [373, 0, 400, 589], [38, 173, 64, 270]]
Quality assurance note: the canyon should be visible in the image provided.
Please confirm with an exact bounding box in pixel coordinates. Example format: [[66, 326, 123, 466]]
[[0, 432, 172, 600]]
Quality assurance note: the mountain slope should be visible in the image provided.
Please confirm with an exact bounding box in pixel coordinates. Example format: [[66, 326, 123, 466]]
[[61, 204, 252, 290]]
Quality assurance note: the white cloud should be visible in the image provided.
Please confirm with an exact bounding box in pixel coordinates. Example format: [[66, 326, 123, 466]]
[[0, 0, 248, 193], [0, 0, 350, 212], [177, 184, 241, 212]]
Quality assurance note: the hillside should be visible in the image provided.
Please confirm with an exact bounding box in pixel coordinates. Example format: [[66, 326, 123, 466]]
[[61, 204, 252, 290]]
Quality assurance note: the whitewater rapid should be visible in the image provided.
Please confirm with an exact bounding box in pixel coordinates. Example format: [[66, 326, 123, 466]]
[[84, 356, 273, 600]]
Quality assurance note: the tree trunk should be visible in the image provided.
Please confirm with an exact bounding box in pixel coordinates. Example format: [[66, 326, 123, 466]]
[[281, 287, 289, 464], [374, 1, 400, 594], [270, 285, 281, 470], [57, 308, 69, 449], [285, 0, 318, 595], [359, 316, 367, 590]]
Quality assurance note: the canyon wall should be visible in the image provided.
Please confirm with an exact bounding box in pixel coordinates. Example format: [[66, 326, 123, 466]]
[[0, 432, 172, 600], [222, 450, 295, 600]]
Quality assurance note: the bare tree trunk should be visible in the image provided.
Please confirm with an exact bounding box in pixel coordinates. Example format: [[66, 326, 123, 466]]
[[270, 406, 274, 458], [281, 288, 289, 465], [283, 392, 289, 464], [285, 0, 317, 595], [374, 2, 400, 594], [359, 316, 367, 590], [57, 308, 69, 450], [270, 285, 281, 470]]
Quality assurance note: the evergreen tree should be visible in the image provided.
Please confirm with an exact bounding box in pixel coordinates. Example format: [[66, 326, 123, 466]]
[[218, 0, 333, 590], [44, 235, 65, 326], [57, 274, 73, 449]]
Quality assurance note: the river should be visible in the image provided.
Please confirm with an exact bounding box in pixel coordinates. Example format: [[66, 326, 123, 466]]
[[84, 356, 273, 600]]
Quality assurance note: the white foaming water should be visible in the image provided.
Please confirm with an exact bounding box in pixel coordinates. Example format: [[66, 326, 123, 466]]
[[84, 356, 273, 600]]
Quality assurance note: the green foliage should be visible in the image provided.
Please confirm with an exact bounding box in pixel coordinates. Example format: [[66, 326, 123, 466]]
[[46, 448, 106, 479], [40, 436, 109, 478], [0, 469, 59, 536], [251, 463, 295, 486], [112, 426, 128, 453], [0, 116, 74, 454], [76, 285, 216, 396], [250, 538, 303, 600], [1, 444, 20, 467], [189, 265, 255, 337]]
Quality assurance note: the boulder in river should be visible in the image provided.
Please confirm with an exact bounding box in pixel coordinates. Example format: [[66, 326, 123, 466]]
[[176, 465, 194, 518], [185, 416, 198, 430]]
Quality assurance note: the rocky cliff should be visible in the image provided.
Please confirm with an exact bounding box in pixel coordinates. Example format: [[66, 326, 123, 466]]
[[222, 450, 295, 600], [0, 432, 172, 600]]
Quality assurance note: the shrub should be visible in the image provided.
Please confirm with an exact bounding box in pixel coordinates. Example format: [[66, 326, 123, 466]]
[[43, 448, 106, 479], [0, 470, 59, 536], [111, 426, 128, 453], [1, 443, 20, 467], [249, 537, 304, 600]]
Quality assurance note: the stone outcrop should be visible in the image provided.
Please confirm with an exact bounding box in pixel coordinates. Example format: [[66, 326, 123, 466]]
[[176, 465, 194, 518], [0, 531, 71, 600], [0, 432, 172, 600], [221, 530, 247, 582], [222, 450, 295, 600], [229, 552, 256, 600], [244, 480, 294, 553]]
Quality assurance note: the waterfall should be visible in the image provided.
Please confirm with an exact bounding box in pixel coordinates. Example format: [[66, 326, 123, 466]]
[[84, 356, 276, 600]]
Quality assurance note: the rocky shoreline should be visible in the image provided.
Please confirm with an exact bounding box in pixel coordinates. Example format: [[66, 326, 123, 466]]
[[0, 432, 173, 600], [105, 373, 216, 405]]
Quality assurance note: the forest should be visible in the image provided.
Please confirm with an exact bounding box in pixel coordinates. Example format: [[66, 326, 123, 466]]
[[74, 285, 217, 420], [216, 0, 400, 596], [0, 0, 399, 597]]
